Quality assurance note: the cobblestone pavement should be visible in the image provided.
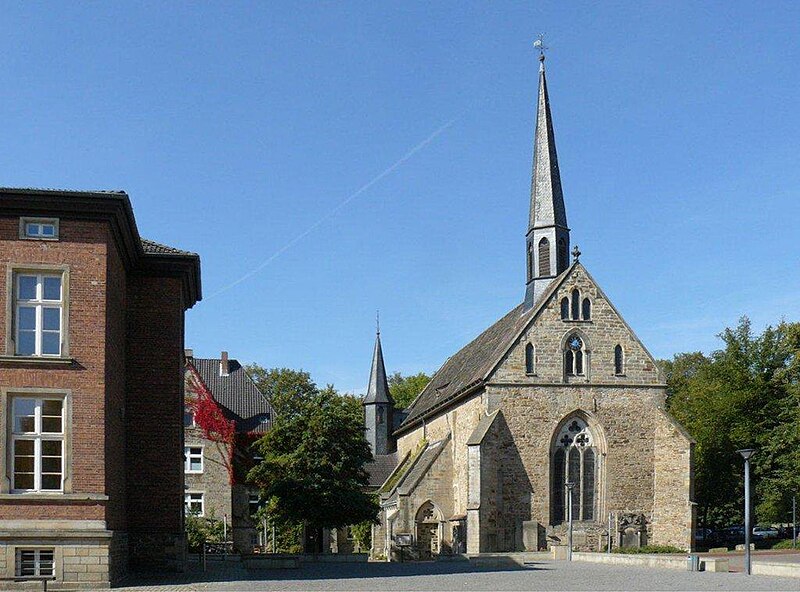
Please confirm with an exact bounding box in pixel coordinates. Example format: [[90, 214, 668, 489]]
[[116, 558, 798, 592]]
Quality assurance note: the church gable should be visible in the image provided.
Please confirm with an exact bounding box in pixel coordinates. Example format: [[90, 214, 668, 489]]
[[490, 262, 663, 385]]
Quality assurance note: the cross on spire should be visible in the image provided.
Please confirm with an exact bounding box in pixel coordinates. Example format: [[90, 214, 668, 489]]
[[533, 33, 548, 66], [572, 245, 581, 261]]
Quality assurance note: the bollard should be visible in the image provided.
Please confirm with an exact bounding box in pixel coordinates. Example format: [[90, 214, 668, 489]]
[[687, 554, 700, 572]]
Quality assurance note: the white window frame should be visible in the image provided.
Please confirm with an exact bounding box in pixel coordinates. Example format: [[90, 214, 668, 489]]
[[15, 548, 55, 577], [184, 446, 204, 474], [19, 217, 59, 241], [14, 273, 64, 357], [10, 397, 65, 493], [184, 492, 205, 516]]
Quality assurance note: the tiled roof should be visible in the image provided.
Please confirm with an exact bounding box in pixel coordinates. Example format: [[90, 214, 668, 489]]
[[365, 452, 398, 488], [141, 238, 197, 257], [190, 357, 274, 434], [0, 186, 126, 195], [399, 263, 576, 431]]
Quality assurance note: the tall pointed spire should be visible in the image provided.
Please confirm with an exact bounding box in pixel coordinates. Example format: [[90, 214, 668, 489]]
[[524, 49, 570, 310], [364, 328, 392, 405], [529, 54, 567, 232]]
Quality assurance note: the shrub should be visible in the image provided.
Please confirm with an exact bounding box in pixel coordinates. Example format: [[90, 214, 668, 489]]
[[612, 545, 686, 554], [185, 515, 225, 553], [351, 520, 372, 552], [772, 539, 797, 550]]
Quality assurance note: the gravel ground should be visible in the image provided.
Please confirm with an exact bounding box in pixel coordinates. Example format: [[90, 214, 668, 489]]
[[116, 558, 799, 592]]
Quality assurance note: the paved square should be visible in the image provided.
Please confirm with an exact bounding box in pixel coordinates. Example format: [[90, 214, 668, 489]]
[[117, 559, 798, 592]]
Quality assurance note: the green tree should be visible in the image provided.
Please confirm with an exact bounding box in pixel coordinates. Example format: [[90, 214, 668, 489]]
[[248, 383, 379, 533], [388, 371, 431, 409], [244, 365, 317, 419], [664, 318, 800, 528]]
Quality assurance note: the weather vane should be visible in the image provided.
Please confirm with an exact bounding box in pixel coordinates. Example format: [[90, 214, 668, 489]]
[[533, 33, 548, 62]]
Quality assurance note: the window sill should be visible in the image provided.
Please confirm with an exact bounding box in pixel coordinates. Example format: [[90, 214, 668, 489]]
[[561, 319, 592, 323], [0, 493, 108, 502], [0, 356, 74, 366], [525, 373, 538, 377]]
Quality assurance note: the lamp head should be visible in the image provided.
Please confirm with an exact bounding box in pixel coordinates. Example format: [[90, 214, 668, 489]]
[[737, 448, 756, 460]]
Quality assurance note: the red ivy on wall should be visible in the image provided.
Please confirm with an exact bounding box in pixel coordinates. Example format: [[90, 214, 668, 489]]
[[186, 364, 266, 486], [187, 378, 238, 484]]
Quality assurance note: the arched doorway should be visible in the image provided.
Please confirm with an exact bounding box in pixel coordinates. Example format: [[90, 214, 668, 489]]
[[415, 501, 442, 559]]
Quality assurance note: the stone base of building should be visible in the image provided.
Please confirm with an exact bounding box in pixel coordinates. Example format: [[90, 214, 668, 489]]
[[0, 523, 116, 589]]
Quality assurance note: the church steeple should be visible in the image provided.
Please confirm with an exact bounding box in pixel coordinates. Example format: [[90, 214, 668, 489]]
[[363, 321, 395, 455], [364, 327, 392, 406], [524, 51, 570, 310]]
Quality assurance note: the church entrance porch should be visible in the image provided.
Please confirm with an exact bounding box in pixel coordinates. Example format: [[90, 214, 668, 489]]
[[415, 501, 443, 559]]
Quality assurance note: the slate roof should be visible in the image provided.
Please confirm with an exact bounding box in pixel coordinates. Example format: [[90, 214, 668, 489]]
[[364, 452, 399, 488], [190, 357, 274, 434], [141, 238, 197, 257], [364, 332, 393, 405], [466, 410, 500, 446], [398, 263, 576, 432], [381, 437, 450, 504]]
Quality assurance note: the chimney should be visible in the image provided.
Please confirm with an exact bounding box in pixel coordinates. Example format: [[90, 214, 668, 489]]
[[220, 351, 229, 376], [184, 348, 194, 360]]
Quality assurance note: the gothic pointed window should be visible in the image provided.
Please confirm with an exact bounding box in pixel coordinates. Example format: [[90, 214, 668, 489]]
[[525, 342, 535, 375], [565, 334, 585, 376], [570, 289, 580, 320], [560, 298, 569, 320], [527, 243, 533, 282], [582, 298, 591, 320], [558, 238, 567, 271], [614, 345, 624, 376], [552, 417, 596, 524], [538, 238, 550, 277]]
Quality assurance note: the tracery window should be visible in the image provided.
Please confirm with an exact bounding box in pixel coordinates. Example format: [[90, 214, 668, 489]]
[[614, 344, 624, 375], [538, 238, 550, 277], [564, 334, 585, 376], [551, 418, 595, 523], [525, 342, 535, 375]]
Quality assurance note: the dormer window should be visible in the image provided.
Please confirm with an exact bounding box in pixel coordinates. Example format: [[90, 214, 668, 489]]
[[20, 218, 59, 240]]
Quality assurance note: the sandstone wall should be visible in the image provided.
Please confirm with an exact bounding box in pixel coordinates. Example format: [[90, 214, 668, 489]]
[[396, 393, 486, 517], [651, 410, 695, 550], [493, 264, 662, 386]]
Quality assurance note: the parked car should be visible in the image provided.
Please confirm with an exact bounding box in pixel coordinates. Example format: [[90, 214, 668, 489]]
[[717, 526, 745, 545], [752, 526, 780, 540], [694, 528, 714, 544]]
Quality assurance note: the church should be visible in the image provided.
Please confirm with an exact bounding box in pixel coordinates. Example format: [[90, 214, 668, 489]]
[[363, 53, 695, 559]]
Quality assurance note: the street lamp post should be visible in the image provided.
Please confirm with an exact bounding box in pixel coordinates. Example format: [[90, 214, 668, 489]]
[[566, 481, 576, 562], [737, 449, 755, 576]]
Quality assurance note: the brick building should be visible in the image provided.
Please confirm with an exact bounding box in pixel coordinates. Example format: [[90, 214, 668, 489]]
[[0, 188, 200, 587], [371, 55, 695, 559], [183, 351, 273, 553]]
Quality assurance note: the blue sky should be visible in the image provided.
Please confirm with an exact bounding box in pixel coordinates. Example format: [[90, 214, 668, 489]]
[[2, 2, 799, 393]]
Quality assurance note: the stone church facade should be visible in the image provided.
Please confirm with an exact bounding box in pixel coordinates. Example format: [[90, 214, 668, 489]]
[[371, 55, 695, 559]]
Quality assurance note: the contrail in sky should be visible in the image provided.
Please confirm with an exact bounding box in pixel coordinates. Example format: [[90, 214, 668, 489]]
[[208, 115, 461, 299]]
